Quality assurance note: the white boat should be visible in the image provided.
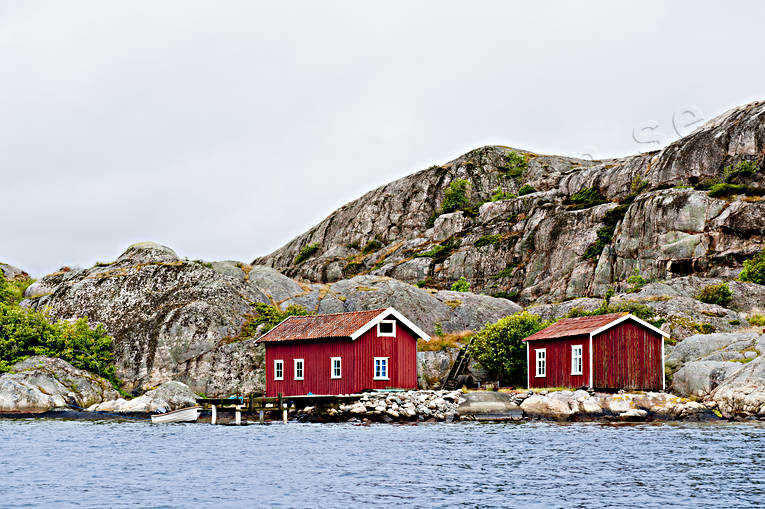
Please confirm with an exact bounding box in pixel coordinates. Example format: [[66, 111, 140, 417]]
[[150, 406, 200, 424]]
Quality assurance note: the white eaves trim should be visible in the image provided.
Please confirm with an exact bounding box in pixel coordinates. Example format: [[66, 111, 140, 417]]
[[589, 313, 669, 338], [350, 307, 431, 342]]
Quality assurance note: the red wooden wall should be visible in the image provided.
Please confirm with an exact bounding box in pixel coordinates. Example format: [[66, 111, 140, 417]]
[[592, 320, 663, 391], [527, 334, 590, 389], [264, 319, 418, 397]]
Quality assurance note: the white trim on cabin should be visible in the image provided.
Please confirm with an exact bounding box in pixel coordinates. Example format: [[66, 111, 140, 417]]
[[535, 348, 546, 378], [274, 359, 284, 380], [373, 357, 389, 380], [526, 342, 530, 389], [294, 358, 304, 380], [350, 307, 431, 342], [589, 313, 669, 338], [571, 345, 583, 375], [377, 319, 396, 337], [330, 357, 342, 379], [588, 335, 593, 389]]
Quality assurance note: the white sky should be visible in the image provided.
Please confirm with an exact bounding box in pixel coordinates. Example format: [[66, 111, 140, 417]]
[[2, 1, 763, 276]]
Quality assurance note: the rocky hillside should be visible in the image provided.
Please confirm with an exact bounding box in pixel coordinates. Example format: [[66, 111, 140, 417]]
[[254, 101, 765, 305], [22, 242, 520, 395]]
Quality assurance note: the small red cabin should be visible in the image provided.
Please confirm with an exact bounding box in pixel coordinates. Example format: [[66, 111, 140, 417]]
[[523, 313, 668, 391], [256, 307, 430, 397]]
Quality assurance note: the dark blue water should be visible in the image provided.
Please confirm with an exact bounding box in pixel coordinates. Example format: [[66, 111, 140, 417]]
[[1, 419, 763, 508]]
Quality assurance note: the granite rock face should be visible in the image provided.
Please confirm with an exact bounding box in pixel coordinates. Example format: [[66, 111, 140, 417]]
[[23, 244, 522, 396], [711, 355, 765, 417], [0, 357, 119, 413], [254, 101, 765, 306], [24, 242, 271, 394], [87, 381, 198, 414]]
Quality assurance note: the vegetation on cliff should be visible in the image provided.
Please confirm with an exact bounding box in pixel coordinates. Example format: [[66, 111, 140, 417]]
[[739, 250, 765, 285], [469, 312, 547, 386], [0, 273, 118, 386]]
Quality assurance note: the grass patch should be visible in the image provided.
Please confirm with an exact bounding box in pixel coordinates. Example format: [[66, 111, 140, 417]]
[[518, 183, 536, 196], [499, 151, 527, 179], [565, 187, 608, 210], [417, 330, 473, 352], [294, 243, 320, 264], [739, 250, 765, 285], [747, 314, 765, 326], [450, 277, 470, 292], [475, 234, 503, 247], [362, 239, 383, 254], [415, 237, 461, 264], [490, 264, 516, 280], [492, 290, 519, 301]]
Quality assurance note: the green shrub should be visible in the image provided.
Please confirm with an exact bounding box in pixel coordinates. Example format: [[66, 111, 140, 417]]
[[723, 160, 760, 183], [240, 303, 310, 338], [0, 274, 33, 306], [441, 179, 471, 214], [748, 314, 765, 326], [565, 187, 608, 210], [0, 303, 119, 386], [729, 319, 741, 326], [469, 312, 547, 386], [490, 264, 516, 280], [362, 239, 383, 254], [500, 151, 527, 177], [708, 183, 748, 198], [490, 186, 517, 202], [492, 291, 518, 301], [739, 250, 765, 285], [294, 243, 320, 264], [695, 283, 733, 307], [415, 237, 460, 264], [0, 275, 13, 305], [518, 184, 536, 196], [582, 225, 614, 260], [475, 234, 503, 247], [450, 276, 471, 292], [694, 323, 716, 334], [345, 242, 360, 250], [626, 268, 647, 293]]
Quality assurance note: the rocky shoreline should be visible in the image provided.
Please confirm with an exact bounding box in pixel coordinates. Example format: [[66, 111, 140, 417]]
[[2, 357, 763, 423]]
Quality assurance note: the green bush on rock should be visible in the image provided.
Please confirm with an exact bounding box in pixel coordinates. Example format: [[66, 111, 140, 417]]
[[450, 277, 470, 292], [695, 283, 732, 307], [294, 243, 320, 264], [0, 299, 118, 386], [441, 179, 471, 214], [469, 312, 547, 386], [739, 250, 765, 285]]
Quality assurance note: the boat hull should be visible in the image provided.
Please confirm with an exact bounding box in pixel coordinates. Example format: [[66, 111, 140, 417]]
[[150, 406, 200, 424]]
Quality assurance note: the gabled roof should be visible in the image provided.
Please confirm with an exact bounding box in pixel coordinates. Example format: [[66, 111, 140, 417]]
[[255, 307, 431, 343], [523, 313, 668, 342]]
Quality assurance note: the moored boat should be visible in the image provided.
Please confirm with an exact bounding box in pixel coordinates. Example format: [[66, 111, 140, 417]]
[[150, 406, 200, 424]]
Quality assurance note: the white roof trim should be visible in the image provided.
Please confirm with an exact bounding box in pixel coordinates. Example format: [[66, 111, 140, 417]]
[[589, 313, 669, 338], [350, 307, 431, 342]]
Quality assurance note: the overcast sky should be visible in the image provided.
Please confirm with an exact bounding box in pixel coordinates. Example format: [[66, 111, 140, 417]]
[[2, 1, 763, 277]]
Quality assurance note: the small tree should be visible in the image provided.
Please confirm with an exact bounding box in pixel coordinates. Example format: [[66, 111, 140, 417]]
[[469, 312, 547, 386], [626, 268, 647, 293], [739, 250, 765, 285], [0, 274, 13, 305], [441, 179, 471, 214], [450, 276, 470, 292], [695, 283, 732, 307]]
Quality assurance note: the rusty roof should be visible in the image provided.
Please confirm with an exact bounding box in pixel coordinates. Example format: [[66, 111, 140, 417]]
[[255, 308, 389, 343], [523, 313, 628, 342]]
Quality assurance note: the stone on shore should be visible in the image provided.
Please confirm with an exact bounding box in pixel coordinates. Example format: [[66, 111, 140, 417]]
[[0, 357, 119, 413], [88, 381, 197, 413]]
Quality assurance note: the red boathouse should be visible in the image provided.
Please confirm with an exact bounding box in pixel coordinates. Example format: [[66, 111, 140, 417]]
[[523, 313, 668, 391], [256, 307, 430, 397]]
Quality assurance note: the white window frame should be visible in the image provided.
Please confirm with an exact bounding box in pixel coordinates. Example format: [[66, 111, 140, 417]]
[[571, 345, 583, 375], [373, 357, 389, 380], [294, 358, 304, 381], [330, 357, 342, 379], [377, 320, 396, 337], [274, 360, 284, 381], [535, 349, 546, 378]]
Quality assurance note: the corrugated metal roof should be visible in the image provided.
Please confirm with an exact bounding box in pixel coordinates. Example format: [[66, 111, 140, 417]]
[[256, 308, 388, 343], [523, 313, 627, 342]]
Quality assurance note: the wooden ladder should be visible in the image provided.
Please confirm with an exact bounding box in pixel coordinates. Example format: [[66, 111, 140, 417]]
[[440, 337, 474, 390]]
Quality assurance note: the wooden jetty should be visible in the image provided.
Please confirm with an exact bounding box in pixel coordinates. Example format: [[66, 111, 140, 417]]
[[196, 393, 362, 425]]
